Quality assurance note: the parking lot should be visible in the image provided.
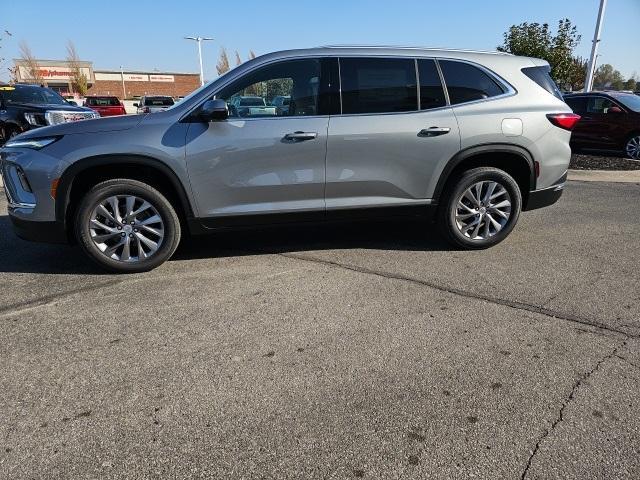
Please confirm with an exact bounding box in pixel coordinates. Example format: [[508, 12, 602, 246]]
[[1, 179, 639, 479]]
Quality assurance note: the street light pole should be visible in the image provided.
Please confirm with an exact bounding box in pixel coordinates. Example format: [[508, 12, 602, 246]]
[[184, 36, 214, 86], [120, 65, 126, 100], [584, 0, 608, 92]]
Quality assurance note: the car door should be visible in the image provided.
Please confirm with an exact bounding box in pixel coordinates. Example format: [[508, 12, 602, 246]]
[[185, 58, 331, 223], [580, 96, 622, 148], [326, 57, 460, 211], [564, 96, 589, 146]]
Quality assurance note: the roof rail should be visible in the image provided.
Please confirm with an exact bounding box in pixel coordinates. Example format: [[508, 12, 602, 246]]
[[319, 45, 512, 55]]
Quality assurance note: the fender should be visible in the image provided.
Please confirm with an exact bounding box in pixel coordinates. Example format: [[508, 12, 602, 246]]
[[55, 154, 195, 225], [432, 143, 536, 203]]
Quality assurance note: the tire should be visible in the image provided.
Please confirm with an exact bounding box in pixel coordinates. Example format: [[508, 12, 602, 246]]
[[624, 133, 640, 160], [437, 167, 522, 250], [75, 179, 181, 273]]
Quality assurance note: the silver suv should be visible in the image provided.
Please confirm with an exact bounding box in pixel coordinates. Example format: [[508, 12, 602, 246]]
[[1, 46, 579, 273]]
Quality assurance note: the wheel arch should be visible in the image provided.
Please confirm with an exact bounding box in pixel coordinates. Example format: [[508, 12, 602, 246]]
[[56, 154, 195, 241], [433, 143, 536, 205]]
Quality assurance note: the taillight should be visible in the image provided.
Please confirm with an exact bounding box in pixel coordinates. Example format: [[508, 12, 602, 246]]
[[547, 113, 581, 131]]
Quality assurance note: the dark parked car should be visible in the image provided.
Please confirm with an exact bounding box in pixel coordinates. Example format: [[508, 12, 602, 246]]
[[564, 91, 640, 159], [134, 96, 175, 114], [84, 96, 127, 117], [0, 84, 99, 144]]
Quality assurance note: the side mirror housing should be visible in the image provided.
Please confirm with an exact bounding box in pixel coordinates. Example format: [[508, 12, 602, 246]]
[[67, 100, 78, 106], [200, 99, 229, 121], [133, 103, 139, 107]]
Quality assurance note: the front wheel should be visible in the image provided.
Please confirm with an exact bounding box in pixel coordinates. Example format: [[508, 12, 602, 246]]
[[75, 179, 181, 273], [437, 167, 522, 249]]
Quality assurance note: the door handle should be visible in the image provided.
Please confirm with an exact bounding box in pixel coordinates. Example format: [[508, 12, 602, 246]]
[[418, 127, 451, 137], [284, 131, 318, 141]]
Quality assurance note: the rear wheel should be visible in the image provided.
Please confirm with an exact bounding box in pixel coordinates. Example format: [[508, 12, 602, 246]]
[[75, 179, 181, 273], [437, 167, 522, 249], [625, 134, 640, 160]]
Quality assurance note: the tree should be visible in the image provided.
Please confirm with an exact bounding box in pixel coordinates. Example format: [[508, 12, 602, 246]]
[[19, 41, 44, 85], [66, 41, 88, 96], [248, 50, 256, 60], [498, 18, 581, 89], [216, 47, 230, 76], [593, 64, 624, 89], [234, 51, 242, 66], [623, 78, 637, 91], [567, 56, 588, 91]]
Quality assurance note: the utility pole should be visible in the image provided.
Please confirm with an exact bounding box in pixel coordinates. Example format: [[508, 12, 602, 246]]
[[584, 0, 607, 92], [120, 65, 126, 100], [184, 36, 214, 86]]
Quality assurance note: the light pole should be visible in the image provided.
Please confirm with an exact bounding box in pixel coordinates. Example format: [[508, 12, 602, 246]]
[[584, 0, 608, 92], [184, 36, 213, 86], [120, 65, 126, 100]]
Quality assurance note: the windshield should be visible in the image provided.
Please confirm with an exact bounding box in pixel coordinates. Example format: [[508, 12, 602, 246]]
[[1, 85, 68, 105], [615, 94, 640, 113]]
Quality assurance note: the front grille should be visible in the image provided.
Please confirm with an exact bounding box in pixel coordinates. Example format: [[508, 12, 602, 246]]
[[44, 110, 99, 125]]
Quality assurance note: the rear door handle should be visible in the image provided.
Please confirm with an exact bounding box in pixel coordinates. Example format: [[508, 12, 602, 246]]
[[418, 127, 451, 137], [284, 131, 318, 141]]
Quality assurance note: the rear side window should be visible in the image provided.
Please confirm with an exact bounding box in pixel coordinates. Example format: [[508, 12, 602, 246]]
[[417, 59, 446, 110], [87, 97, 120, 106], [522, 66, 563, 100], [440, 60, 505, 105], [587, 97, 617, 114], [340, 58, 417, 114], [564, 96, 587, 113]]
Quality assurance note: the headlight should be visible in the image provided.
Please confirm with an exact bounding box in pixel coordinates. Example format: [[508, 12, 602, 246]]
[[4, 136, 61, 150], [24, 112, 47, 126]]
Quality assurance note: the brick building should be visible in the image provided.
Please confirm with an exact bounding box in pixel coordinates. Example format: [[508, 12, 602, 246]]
[[14, 59, 200, 99]]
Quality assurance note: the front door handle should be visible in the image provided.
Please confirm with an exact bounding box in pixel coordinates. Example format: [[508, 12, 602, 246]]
[[284, 131, 318, 141], [418, 127, 451, 137]]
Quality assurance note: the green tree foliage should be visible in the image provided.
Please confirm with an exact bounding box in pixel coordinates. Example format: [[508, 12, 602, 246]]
[[66, 41, 88, 96], [593, 64, 625, 90], [498, 18, 581, 89], [623, 78, 637, 91]]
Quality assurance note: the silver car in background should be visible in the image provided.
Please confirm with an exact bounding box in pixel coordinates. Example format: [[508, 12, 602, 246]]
[[0, 46, 579, 273], [134, 95, 175, 114]]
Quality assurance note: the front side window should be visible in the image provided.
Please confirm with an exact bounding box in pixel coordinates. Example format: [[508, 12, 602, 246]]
[[1, 85, 68, 105], [217, 59, 321, 118], [440, 60, 505, 105], [587, 97, 617, 114], [417, 59, 446, 110], [340, 58, 417, 114]]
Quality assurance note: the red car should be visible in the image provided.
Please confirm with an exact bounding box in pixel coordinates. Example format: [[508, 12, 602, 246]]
[[564, 92, 640, 159], [83, 96, 127, 117]]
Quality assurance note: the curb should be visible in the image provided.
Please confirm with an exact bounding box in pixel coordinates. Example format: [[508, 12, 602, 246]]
[[568, 169, 640, 183]]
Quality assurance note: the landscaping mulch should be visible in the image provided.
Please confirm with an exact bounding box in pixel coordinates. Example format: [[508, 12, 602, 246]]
[[570, 153, 640, 171]]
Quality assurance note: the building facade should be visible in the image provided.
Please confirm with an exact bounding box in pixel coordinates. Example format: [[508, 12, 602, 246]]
[[13, 59, 200, 99]]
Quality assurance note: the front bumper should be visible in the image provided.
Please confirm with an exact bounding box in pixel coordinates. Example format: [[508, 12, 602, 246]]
[[8, 216, 68, 244], [523, 172, 567, 211]]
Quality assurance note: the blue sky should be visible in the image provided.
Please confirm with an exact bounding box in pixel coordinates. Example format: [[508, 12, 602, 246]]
[[2, 0, 638, 82]]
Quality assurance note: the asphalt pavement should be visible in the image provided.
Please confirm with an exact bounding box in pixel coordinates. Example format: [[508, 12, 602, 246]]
[[1, 180, 639, 479]]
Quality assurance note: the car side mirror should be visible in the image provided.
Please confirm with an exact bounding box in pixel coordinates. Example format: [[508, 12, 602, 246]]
[[200, 99, 229, 121], [133, 103, 139, 107], [67, 100, 77, 106], [608, 106, 623, 114]]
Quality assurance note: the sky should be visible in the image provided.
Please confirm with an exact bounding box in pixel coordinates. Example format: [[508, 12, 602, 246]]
[[2, 0, 639, 83]]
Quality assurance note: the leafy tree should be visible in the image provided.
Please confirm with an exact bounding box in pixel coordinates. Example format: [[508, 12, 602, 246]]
[[593, 64, 624, 89], [19, 41, 44, 85], [623, 78, 637, 91], [498, 18, 581, 89], [216, 47, 230, 76], [66, 41, 88, 96], [567, 56, 588, 91]]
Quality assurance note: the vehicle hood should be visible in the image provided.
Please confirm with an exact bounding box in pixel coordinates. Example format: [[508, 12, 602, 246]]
[[15, 114, 145, 139], [8, 102, 92, 112]]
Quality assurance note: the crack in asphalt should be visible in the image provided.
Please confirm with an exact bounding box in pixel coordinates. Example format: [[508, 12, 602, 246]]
[[0, 279, 123, 317], [519, 341, 627, 480], [280, 253, 635, 339]]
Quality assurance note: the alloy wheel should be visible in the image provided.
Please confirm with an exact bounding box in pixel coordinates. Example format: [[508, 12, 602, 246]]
[[89, 195, 164, 262], [626, 135, 640, 160], [454, 181, 512, 240]]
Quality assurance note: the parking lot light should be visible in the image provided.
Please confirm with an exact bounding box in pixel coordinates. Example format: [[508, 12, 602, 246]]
[[184, 36, 214, 86]]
